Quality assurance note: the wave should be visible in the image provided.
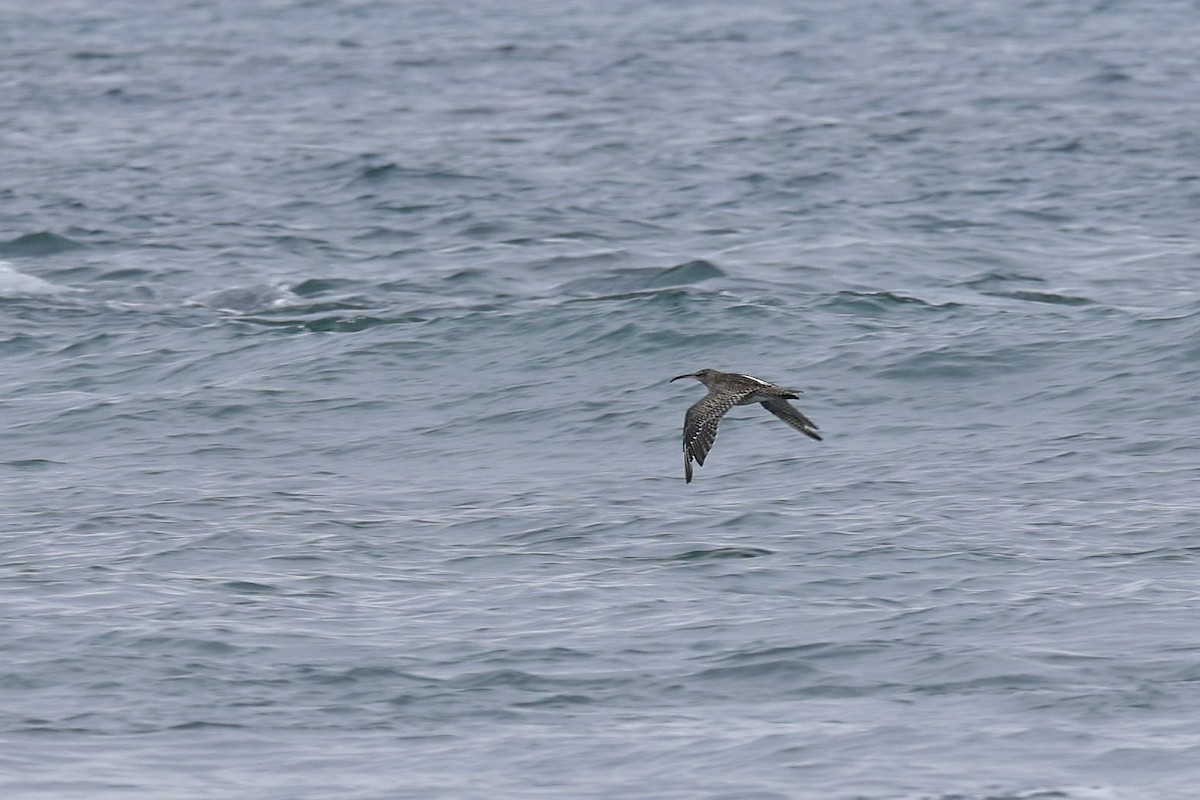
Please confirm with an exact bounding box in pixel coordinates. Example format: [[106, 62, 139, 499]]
[[0, 261, 63, 296]]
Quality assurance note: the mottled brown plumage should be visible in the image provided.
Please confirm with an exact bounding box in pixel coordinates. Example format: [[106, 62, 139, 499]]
[[669, 368, 822, 483]]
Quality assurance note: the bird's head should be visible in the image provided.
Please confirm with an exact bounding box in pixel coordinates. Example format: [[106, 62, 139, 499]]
[[670, 368, 716, 386]]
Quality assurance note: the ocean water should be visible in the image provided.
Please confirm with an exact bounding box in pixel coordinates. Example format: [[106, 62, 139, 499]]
[[3, 0, 1200, 798]]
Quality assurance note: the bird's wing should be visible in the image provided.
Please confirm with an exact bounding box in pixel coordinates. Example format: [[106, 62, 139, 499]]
[[683, 388, 752, 472], [760, 398, 823, 441]]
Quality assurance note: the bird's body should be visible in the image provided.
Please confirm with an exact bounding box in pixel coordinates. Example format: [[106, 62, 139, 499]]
[[669, 368, 822, 483]]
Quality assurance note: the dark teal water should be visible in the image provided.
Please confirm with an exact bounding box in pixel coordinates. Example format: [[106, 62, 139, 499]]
[[3, 1, 1200, 798]]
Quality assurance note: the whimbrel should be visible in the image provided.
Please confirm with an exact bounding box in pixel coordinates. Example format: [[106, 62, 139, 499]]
[[669, 369, 822, 483]]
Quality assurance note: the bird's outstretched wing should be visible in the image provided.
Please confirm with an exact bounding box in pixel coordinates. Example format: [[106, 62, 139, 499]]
[[760, 398, 823, 441], [682, 389, 752, 482]]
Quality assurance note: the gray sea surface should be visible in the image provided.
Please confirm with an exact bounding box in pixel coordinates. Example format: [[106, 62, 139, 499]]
[[3, 1, 1200, 798]]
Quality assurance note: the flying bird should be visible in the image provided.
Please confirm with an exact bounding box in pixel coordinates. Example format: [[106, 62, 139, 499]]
[[669, 368, 822, 483]]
